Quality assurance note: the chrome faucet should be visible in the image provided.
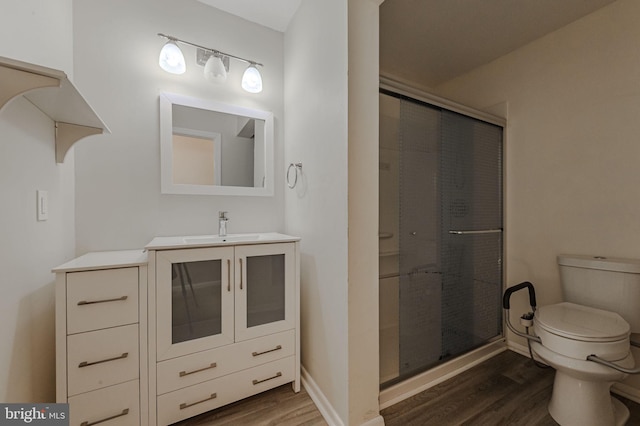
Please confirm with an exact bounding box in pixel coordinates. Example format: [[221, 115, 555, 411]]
[[218, 211, 228, 237]]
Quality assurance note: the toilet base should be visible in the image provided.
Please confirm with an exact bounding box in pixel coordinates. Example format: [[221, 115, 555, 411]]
[[548, 370, 630, 426]]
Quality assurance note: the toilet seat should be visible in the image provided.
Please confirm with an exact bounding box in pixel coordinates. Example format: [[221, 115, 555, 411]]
[[536, 302, 630, 341], [534, 302, 631, 360]]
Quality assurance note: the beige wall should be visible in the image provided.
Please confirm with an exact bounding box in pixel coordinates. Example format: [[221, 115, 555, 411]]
[[347, 0, 384, 424], [0, 0, 75, 402], [435, 0, 640, 359]]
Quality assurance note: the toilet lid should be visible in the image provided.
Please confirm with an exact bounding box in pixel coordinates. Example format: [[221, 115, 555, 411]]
[[535, 302, 630, 342]]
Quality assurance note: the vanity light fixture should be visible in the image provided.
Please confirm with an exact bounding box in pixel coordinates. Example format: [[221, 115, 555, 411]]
[[204, 54, 227, 82], [241, 63, 263, 93], [157, 33, 263, 93], [158, 38, 186, 75]]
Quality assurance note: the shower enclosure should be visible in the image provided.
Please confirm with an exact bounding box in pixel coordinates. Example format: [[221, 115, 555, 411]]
[[379, 89, 504, 387]]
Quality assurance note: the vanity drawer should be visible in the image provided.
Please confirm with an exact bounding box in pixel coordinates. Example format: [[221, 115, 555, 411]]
[[67, 324, 139, 396], [157, 356, 295, 425], [66, 267, 139, 334], [157, 329, 294, 395], [68, 380, 139, 426]]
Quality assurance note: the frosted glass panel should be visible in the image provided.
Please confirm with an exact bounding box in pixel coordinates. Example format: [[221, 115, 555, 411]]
[[246, 254, 285, 328], [171, 260, 222, 344], [379, 91, 503, 387], [398, 99, 442, 375], [440, 110, 503, 358]]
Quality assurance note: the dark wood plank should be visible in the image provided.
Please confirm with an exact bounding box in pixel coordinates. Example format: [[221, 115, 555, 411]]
[[171, 350, 640, 426], [173, 384, 327, 426], [382, 350, 640, 426]]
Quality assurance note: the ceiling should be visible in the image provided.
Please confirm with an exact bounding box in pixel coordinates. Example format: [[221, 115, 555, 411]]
[[380, 0, 618, 88], [197, 0, 618, 88], [197, 0, 301, 32]]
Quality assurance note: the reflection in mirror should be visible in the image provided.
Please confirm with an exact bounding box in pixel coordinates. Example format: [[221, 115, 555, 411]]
[[160, 92, 274, 196]]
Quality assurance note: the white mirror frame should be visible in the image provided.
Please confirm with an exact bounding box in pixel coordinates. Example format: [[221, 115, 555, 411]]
[[159, 92, 274, 196]]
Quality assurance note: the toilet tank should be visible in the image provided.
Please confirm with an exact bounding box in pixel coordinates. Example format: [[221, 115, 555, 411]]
[[558, 255, 640, 333]]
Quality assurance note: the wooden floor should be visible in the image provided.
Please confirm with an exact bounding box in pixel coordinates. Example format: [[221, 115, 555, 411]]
[[173, 384, 327, 426], [381, 350, 640, 425], [174, 350, 640, 425]]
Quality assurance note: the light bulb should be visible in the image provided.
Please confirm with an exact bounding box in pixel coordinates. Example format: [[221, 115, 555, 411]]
[[241, 64, 263, 93], [159, 41, 186, 74], [204, 55, 227, 82]]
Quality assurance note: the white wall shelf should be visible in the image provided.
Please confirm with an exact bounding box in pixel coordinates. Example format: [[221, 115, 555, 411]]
[[0, 56, 109, 163]]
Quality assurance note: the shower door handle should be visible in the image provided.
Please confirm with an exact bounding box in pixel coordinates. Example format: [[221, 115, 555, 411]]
[[448, 229, 502, 235]]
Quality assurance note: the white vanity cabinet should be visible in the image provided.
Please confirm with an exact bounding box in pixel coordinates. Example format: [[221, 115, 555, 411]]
[[146, 233, 300, 425], [54, 250, 148, 426]]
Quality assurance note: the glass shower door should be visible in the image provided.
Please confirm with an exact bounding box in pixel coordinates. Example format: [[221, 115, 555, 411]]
[[438, 110, 503, 361], [380, 91, 503, 385]]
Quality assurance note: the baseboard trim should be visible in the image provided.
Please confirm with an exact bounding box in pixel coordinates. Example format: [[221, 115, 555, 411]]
[[301, 365, 345, 426], [379, 339, 507, 409], [507, 340, 532, 358], [360, 415, 386, 426]]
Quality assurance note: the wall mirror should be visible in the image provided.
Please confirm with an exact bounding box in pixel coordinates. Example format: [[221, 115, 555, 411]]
[[159, 92, 274, 196]]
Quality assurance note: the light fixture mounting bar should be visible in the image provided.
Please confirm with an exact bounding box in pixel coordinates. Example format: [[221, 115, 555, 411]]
[[157, 33, 263, 67]]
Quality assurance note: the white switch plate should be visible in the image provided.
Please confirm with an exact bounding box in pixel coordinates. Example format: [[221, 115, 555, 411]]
[[37, 190, 48, 221]]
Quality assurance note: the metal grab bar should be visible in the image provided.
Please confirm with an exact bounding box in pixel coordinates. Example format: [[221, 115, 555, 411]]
[[586, 354, 640, 374], [449, 229, 502, 235], [502, 281, 542, 344]]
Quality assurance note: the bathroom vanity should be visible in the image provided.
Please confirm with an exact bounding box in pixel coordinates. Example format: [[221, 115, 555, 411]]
[[146, 233, 300, 425], [54, 233, 300, 426]]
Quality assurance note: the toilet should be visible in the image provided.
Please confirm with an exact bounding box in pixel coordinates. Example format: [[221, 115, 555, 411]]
[[529, 255, 640, 426]]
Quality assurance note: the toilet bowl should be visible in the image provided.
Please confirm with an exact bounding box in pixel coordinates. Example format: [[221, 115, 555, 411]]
[[530, 302, 634, 426], [504, 255, 640, 426]]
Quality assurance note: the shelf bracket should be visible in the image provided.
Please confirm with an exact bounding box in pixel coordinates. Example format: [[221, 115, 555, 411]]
[[0, 66, 60, 111], [55, 122, 103, 163]]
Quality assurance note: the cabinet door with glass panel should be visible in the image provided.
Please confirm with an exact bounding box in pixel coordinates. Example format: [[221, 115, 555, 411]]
[[156, 247, 234, 361], [234, 243, 295, 341]]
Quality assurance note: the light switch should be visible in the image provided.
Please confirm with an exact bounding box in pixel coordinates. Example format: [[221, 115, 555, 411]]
[[37, 190, 48, 221]]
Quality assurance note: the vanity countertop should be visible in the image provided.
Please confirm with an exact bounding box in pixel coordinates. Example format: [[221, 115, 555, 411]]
[[145, 232, 300, 251], [52, 249, 148, 272]]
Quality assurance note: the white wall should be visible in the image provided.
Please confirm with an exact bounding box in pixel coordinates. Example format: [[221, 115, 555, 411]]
[[284, 0, 350, 422], [0, 0, 75, 402], [435, 0, 640, 370], [73, 0, 285, 253], [284, 1, 383, 424]]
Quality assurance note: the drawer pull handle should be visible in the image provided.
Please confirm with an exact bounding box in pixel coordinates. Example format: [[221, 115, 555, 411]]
[[252, 371, 282, 385], [239, 258, 243, 290], [252, 345, 282, 357], [227, 259, 231, 292], [77, 295, 128, 306], [80, 408, 129, 426], [78, 352, 129, 368], [179, 362, 217, 377], [179, 393, 217, 410]]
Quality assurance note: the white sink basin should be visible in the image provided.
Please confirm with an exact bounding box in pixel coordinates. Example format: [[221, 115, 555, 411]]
[[182, 234, 259, 244]]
